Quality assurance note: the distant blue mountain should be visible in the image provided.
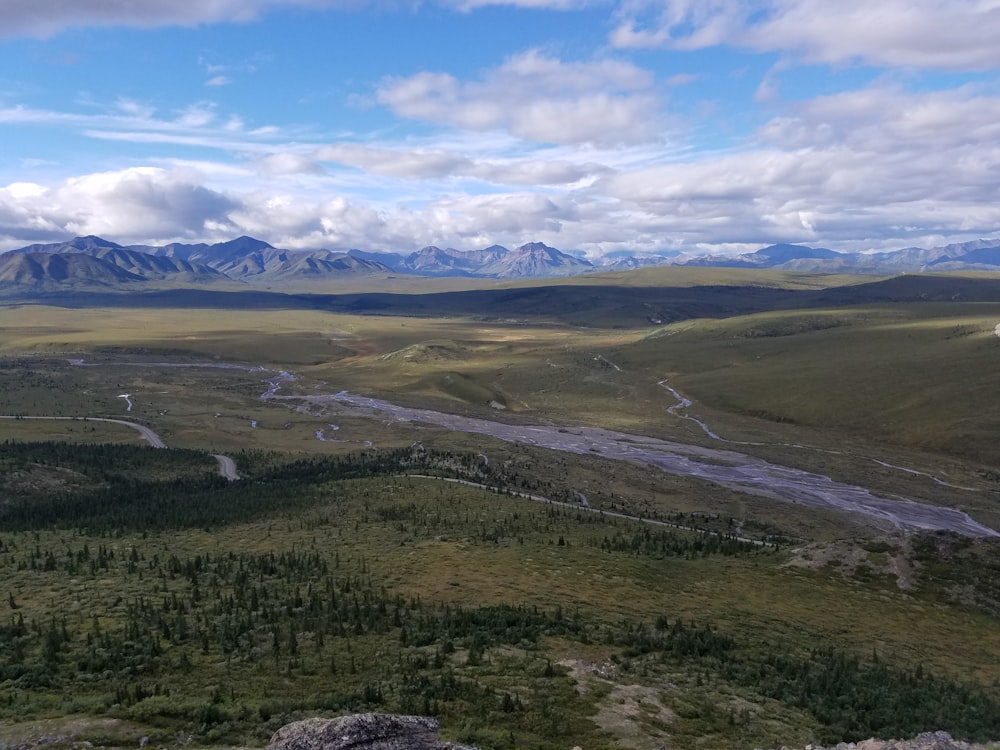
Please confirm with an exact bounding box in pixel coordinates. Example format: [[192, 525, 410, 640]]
[[11, 235, 125, 254], [751, 244, 841, 263], [347, 249, 408, 271], [7, 234, 1000, 289], [927, 244, 1000, 268]]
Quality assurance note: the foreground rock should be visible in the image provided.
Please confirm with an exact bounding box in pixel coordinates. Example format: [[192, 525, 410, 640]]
[[267, 714, 476, 750], [783, 731, 999, 750]]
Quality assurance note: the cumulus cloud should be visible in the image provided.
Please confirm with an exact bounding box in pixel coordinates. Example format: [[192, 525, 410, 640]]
[[7, 79, 1000, 256], [0, 168, 239, 246], [376, 49, 662, 146], [611, 0, 1000, 71], [230, 193, 430, 251], [0, 163, 596, 253], [5, 76, 1000, 257], [759, 85, 1000, 152], [427, 191, 577, 235], [600, 85, 1000, 249], [0, 184, 66, 243]]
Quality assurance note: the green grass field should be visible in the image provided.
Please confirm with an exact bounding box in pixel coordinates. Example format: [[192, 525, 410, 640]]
[[1, 268, 999, 749], [1, 446, 998, 750]]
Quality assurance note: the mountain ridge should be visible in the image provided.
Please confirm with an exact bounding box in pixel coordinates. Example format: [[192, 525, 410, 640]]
[[0, 251, 144, 288], [0, 236, 597, 287], [3, 235, 1000, 291]]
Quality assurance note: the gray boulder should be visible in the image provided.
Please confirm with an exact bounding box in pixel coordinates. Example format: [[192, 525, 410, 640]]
[[267, 714, 475, 750], [783, 732, 998, 750]]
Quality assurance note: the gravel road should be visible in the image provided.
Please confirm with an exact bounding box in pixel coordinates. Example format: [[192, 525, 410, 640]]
[[211, 453, 240, 481], [0, 415, 167, 448], [0, 414, 239, 480]]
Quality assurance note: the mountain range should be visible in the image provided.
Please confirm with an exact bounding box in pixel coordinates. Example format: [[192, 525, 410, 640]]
[[0, 236, 593, 290], [669, 240, 1000, 273], [2, 235, 1000, 292], [345, 241, 594, 278]]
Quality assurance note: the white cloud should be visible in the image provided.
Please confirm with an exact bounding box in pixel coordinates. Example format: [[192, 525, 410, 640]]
[[176, 102, 217, 128], [611, 0, 1000, 70], [205, 75, 232, 87], [665, 73, 699, 86], [0, 105, 83, 126], [318, 143, 473, 180], [0, 168, 239, 246], [0, 183, 65, 243], [451, 0, 588, 9], [426, 191, 577, 235], [377, 49, 663, 146], [4, 76, 1000, 258], [600, 84, 1000, 250], [0, 0, 595, 37], [3, 182, 48, 199], [115, 98, 156, 119], [0, 0, 359, 38], [230, 192, 434, 252], [611, 0, 745, 50], [0, 99, 295, 157], [9, 0, 998, 77], [315, 142, 610, 185], [472, 159, 608, 186], [257, 152, 326, 176]]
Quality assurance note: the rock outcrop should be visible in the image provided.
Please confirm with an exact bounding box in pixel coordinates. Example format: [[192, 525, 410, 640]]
[[783, 731, 998, 750], [267, 714, 476, 750]]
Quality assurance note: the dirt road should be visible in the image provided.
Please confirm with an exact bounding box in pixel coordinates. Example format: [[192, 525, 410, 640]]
[[211, 453, 240, 481], [0, 415, 167, 448], [0, 415, 238, 480]]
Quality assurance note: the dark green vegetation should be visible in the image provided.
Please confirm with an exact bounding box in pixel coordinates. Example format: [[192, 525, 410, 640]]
[[10, 268, 1000, 328], [0, 440, 217, 490], [2, 443, 999, 750]]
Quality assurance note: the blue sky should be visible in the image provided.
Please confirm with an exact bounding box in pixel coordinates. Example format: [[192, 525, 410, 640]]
[[1, 0, 999, 258]]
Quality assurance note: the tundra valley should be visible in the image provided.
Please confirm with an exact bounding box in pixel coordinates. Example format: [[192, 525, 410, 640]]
[[1, 238, 1000, 750]]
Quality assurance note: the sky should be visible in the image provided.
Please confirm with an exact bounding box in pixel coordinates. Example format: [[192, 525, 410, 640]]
[[1, 1, 999, 259]]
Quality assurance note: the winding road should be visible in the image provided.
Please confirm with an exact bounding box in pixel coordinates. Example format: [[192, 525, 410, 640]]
[[0, 415, 239, 481], [0, 415, 167, 448], [211, 453, 241, 481]]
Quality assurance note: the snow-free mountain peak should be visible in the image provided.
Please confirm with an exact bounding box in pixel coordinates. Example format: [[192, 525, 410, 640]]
[[7, 234, 1000, 290]]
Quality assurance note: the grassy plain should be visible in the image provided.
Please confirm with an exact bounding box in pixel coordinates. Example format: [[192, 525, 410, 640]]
[[1, 268, 1000, 749], [1, 449, 998, 750]]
